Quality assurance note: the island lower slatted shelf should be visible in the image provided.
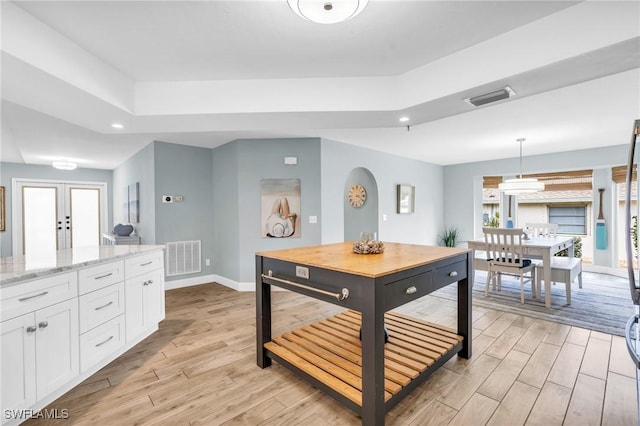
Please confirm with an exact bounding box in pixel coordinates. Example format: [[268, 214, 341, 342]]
[[264, 310, 463, 408]]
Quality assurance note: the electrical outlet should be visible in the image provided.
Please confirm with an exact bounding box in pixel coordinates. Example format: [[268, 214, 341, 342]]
[[309, 216, 317, 224], [205, 258, 211, 266], [175, 195, 184, 202], [295, 265, 309, 279]]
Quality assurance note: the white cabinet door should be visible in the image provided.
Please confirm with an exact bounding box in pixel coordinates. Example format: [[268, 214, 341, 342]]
[[125, 269, 163, 343], [1, 313, 37, 415], [35, 299, 79, 399]]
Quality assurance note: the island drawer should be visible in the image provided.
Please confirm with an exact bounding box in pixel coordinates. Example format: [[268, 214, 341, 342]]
[[125, 251, 164, 280], [80, 314, 125, 373], [384, 270, 434, 310], [78, 261, 124, 295], [434, 260, 468, 286], [1, 272, 78, 322], [79, 281, 125, 334]]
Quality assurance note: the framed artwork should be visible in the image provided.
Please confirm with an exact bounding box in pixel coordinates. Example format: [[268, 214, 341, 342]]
[[261, 179, 301, 238], [0, 186, 5, 231], [397, 184, 415, 214], [128, 182, 139, 223]]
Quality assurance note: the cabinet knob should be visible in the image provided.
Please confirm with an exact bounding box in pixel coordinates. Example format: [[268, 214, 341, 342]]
[[26, 326, 37, 333], [448, 271, 458, 277], [38, 321, 49, 329]]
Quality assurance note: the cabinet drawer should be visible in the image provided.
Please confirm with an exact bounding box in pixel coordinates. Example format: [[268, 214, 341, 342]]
[[384, 270, 434, 311], [79, 282, 125, 334], [80, 314, 124, 373], [434, 260, 468, 286], [78, 261, 124, 295], [125, 251, 163, 279], [1, 272, 78, 322]]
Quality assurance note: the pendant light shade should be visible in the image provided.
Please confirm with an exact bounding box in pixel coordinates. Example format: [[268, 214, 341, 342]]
[[287, 0, 368, 24], [498, 138, 544, 195]]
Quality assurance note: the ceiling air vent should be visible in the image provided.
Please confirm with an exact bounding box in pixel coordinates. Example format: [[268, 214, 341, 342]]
[[464, 86, 516, 107]]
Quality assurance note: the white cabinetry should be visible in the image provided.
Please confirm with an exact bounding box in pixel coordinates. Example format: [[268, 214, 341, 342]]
[[125, 252, 165, 343], [0, 247, 165, 426], [78, 261, 125, 373], [0, 273, 79, 422]]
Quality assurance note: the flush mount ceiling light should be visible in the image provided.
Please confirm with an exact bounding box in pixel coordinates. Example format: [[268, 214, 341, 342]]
[[52, 160, 77, 170], [287, 0, 368, 24], [111, 123, 124, 129], [399, 116, 410, 123], [465, 86, 516, 107], [498, 138, 544, 195]]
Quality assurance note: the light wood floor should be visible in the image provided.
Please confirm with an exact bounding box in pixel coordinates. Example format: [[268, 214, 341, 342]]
[[28, 282, 639, 425]]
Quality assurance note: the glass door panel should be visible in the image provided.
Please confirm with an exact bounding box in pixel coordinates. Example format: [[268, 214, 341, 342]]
[[69, 188, 100, 248], [22, 186, 61, 255]]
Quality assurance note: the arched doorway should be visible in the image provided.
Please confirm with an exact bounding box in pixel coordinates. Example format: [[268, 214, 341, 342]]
[[344, 168, 379, 241]]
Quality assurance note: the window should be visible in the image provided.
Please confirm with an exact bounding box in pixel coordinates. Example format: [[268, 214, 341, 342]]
[[548, 206, 587, 235]]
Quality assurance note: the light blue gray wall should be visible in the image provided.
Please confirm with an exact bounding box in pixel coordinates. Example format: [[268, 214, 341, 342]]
[[344, 167, 379, 241], [236, 138, 322, 283], [154, 142, 215, 281], [0, 162, 113, 257], [321, 139, 444, 246], [443, 144, 629, 267], [113, 143, 156, 244], [212, 141, 240, 280]]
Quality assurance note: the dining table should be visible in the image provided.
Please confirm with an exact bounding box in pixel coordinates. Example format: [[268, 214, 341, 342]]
[[467, 234, 575, 308]]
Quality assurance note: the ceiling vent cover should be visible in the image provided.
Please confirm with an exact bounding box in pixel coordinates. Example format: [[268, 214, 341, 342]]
[[465, 86, 516, 107]]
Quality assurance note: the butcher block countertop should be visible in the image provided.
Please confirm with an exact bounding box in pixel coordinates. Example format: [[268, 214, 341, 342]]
[[257, 242, 469, 278]]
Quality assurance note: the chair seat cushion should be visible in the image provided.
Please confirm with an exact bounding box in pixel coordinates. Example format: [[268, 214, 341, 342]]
[[496, 258, 532, 268]]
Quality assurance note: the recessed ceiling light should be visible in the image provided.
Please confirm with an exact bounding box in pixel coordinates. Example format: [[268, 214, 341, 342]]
[[111, 123, 124, 129], [399, 117, 410, 122]]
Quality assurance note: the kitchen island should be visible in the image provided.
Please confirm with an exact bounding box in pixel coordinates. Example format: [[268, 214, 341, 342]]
[[256, 242, 472, 425], [1, 245, 165, 426]]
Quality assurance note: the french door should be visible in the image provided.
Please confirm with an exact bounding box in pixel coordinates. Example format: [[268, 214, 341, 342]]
[[13, 180, 107, 256]]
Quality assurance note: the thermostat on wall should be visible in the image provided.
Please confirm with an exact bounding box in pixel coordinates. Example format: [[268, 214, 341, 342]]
[[162, 195, 173, 203]]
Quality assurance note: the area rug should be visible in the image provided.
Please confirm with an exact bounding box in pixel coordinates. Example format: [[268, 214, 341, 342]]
[[431, 271, 636, 336]]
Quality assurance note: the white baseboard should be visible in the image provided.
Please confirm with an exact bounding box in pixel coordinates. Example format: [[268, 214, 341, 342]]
[[164, 273, 255, 291], [164, 274, 216, 290]]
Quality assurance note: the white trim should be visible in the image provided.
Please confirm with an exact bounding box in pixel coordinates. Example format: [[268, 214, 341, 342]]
[[164, 274, 216, 290], [163, 274, 260, 291]]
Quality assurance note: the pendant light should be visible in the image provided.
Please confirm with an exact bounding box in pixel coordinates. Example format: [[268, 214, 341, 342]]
[[287, 0, 368, 24], [498, 138, 544, 195]]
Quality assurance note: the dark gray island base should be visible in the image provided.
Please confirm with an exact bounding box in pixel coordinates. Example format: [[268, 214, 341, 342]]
[[256, 242, 472, 425]]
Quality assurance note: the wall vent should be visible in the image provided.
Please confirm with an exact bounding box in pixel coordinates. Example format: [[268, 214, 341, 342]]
[[166, 240, 201, 277]]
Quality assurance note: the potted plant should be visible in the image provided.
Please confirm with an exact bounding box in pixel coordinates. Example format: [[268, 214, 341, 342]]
[[439, 226, 459, 247]]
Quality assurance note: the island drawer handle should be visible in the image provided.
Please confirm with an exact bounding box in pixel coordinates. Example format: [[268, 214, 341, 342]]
[[448, 271, 458, 277], [19, 291, 49, 302], [95, 273, 113, 280], [95, 301, 113, 311], [140, 261, 153, 266], [96, 336, 114, 347], [405, 286, 417, 295], [262, 271, 349, 301]]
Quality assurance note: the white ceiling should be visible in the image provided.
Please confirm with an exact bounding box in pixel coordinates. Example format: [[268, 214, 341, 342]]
[[1, 0, 639, 170]]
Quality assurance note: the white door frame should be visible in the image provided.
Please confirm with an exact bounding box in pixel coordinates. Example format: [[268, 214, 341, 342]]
[[12, 178, 109, 256]]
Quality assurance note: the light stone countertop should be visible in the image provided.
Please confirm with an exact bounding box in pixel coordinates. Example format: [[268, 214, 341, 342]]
[[1, 245, 165, 288]]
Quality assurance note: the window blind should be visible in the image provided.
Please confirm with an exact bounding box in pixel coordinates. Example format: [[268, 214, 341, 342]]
[[522, 169, 593, 191]]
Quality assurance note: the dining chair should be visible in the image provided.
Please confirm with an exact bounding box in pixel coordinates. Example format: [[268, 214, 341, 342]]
[[525, 223, 558, 237], [483, 227, 539, 304]]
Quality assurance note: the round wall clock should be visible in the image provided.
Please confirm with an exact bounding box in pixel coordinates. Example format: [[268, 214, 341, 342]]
[[348, 184, 367, 208]]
